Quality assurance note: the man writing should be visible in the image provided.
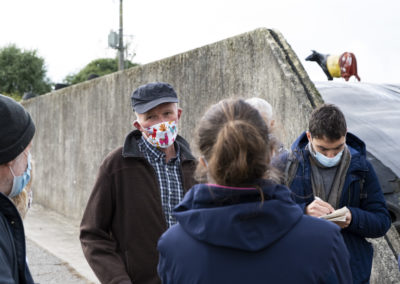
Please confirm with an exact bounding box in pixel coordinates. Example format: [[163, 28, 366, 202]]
[[0, 94, 35, 283], [281, 104, 391, 283], [80, 82, 197, 284]]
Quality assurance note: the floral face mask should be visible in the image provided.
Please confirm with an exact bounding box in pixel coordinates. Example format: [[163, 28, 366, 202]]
[[144, 121, 178, 148]]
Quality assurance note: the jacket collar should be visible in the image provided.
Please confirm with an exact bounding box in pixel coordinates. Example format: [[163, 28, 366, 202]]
[[0, 192, 22, 221], [122, 129, 195, 161]]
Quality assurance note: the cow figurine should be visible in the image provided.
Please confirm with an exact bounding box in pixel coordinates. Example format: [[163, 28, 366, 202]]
[[305, 50, 361, 81]]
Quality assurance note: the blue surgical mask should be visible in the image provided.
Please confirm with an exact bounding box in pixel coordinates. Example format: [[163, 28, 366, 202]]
[[313, 148, 343, 167], [8, 153, 32, 198]]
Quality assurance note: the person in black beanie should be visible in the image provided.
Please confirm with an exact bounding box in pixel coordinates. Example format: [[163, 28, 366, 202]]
[[0, 94, 35, 283]]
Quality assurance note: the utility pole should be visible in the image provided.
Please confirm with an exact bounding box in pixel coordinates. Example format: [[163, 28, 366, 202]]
[[118, 0, 124, 70], [108, 0, 125, 70]]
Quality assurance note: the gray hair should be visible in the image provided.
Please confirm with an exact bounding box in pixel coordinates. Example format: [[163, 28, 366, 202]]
[[245, 97, 273, 125]]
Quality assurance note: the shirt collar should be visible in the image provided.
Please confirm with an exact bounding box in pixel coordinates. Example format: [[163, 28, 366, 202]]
[[139, 136, 181, 162]]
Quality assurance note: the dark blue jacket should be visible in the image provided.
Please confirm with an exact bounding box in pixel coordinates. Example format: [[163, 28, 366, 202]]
[[158, 180, 352, 284], [286, 132, 391, 284], [0, 192, 34, 284]]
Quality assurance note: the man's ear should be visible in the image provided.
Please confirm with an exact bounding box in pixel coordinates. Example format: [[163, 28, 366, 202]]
[[306, 131, 312, 142], [270, 119, 275, 128], [270, 144, 275, 156], [133, 120, 143, 131], [4, 161, 13, 167], [177, 108, 182, 120]]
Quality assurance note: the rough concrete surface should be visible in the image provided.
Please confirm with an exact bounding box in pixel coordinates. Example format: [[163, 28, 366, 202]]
[[24, 205, 99, 283], [26, 239, 90, 284], [370, 227, 400, 284]]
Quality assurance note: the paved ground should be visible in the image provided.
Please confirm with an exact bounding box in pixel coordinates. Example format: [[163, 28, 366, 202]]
[[26, 238, 89, 284], [24, 204, 99, 283]]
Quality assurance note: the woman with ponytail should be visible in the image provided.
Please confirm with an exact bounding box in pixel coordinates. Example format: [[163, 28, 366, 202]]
[[157, 99, 352, 284]]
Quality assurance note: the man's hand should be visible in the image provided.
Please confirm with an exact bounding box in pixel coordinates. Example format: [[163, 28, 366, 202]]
[[305, 199, 334, 217], [333, 211, 352, 229]]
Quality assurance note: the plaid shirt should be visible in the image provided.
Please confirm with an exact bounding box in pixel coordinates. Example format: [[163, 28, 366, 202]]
[[138, 136, 184, 228]]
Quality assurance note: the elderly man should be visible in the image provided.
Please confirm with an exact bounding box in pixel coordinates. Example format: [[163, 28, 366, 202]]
[[246, 97, 287, 157], [80, 82, 197, 284], [0, 94, 35, 283], [280, 104, 391, 284]]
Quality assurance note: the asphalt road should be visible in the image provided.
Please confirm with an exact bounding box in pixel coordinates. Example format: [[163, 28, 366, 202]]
[[26, 238, 90, 284]]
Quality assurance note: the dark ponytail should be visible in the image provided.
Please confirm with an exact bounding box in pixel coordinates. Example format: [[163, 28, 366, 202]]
[[195, 99, 273, 187]]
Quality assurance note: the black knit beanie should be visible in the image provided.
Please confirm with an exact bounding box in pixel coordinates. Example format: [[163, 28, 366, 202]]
[[0, 94, 35, 164]]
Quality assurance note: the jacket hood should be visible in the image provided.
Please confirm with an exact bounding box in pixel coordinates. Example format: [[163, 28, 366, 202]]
[[292, 131, 367, 170], [173, 180, 303, 251], [122, 129, 195, 160]]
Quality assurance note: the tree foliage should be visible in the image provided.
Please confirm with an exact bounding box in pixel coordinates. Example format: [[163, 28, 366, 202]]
[[64, 58, 138, 85], [0, 44, 52, 99]]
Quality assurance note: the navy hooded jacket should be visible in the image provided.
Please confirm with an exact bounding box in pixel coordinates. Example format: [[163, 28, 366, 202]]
[[157, 180, 352, 284], [285, 132, 391, 283]]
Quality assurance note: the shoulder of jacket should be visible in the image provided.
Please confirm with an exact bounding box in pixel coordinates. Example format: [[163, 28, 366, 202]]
[[0, 193, 21, 219], [101, 146, 124, 166], [176, 136, 195, 161], [100, 146, 146, 174]]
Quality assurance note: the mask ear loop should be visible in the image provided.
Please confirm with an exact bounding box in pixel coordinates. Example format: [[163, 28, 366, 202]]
[[9, 150, 31, 177], [200, 156, 208, 168], [27, 153, 32, 171], [24, 151, 32, 172], [8, 165, 16, 177], [308, 142, 316, 156]]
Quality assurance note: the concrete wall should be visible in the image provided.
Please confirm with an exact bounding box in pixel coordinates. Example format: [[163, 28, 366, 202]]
[[370, 226, 400, 283], [23, 28, 322, 221]]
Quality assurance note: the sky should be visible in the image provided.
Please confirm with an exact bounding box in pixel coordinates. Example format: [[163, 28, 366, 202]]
[[1, 0, 399, 84]]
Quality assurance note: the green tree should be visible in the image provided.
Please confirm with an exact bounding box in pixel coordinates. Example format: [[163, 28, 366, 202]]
[[64, 58, 138, 85], [0, 44, 52, 100]]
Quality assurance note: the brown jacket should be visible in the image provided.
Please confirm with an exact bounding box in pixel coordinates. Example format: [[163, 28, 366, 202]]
[[80, 130, 197, 284]]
